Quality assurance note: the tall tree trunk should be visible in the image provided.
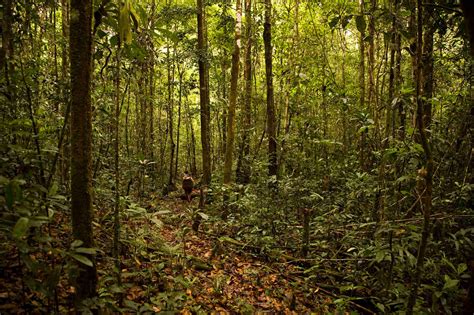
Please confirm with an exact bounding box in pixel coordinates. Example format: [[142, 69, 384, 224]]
[[69, 0, 97, 306], [149, 48, 155, 161], [175, 68, 184, 178], [236, 0, 252, 184], [368, 0, 379, 147], [358, 0, 367, 170], [223, 0, 242, 186], [167, 44, 175, 188], [197, 0, 212, 186], [186, 97, 198, 176], [2, 0, 15, 139], [406, 0, 434, 312], [461, 0, 474, 56], [387, 0, 398, 142], [264, 0, 277, 178], [421, 4, 434, 132], [460, 2, 474, 313], [61, 0, 70, 190], [113, 40, 122, 295], [221, 59, 228, 158]]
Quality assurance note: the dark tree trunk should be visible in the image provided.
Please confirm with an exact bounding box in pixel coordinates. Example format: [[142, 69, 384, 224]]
[[69, 0, 97, 306], [236, 0, 252, 184], [421, 4, 434, 131], [197, 0, 212, 186], [264, 0, 277, 178]]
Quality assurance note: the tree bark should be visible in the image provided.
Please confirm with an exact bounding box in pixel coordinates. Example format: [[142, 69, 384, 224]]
[[236, 0, 252, 184], [197, 0, 212, 186], [368, 0, 379, 146], [223, 0, 242, 186], [167, 43, 176, 188], [421, 3, 434, 131], [175, 68, 184, 178], [358, 0, 367, 170], [113, 39, 122, 294], [264, 0, 277, 178], [69, 0, 97, 306]]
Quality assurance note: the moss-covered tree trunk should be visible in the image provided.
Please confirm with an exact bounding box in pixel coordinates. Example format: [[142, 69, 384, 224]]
[[69, 0, 97, 306]]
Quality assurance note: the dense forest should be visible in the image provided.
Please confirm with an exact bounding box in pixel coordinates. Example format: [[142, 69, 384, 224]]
[[1, 0, 473, 313]]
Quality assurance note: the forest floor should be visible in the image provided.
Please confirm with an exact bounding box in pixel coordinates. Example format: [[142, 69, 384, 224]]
[[117, 193, 336, 313], [0, 191, 348, 314]]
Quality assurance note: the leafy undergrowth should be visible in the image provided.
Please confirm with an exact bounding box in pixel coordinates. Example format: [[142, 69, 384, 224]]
[[0, 191, 363, 314], [110, 194, 335, 313]]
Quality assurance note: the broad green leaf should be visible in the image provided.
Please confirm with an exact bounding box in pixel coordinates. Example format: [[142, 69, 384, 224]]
[[457, 263, 467, 275], [443, 275, 459, 290], [376, 303, 385, 312], [150, 217, 163, 227], [71, 240, 83, 248], [75, 247, 97, 255], [48, 182, 58, 196], [69, 253, 93, 267], [13, 217, 29, 239], [375, 250, 385, 263], [197, 212, 209, 220]]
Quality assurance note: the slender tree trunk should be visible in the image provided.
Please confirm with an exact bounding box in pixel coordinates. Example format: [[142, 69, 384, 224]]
[[125, 73, 131, 158], [368, 0, 378, 147], [387, 0, 398, 142], [264, 0, 277, 178], [167, 44, 175, 188], [221, 59, 228, 158], [69, 0, 97, 306], [197, 0, 212, 186], [406, 1, 434, 312], [149, 49, 155, 161], [1, 0, 13, 79], [358, 0, 367, 170], [175, 69, 184, 177], [2, 0, 15, 145], [340, 28, 348, 152], [186, 98, 198, 176], [223, 0, 242, 186], [113, 40, 122, 296], [421, 3, 434, 132], [60, 0, 70, 190], [236, 0, 252, 184]]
